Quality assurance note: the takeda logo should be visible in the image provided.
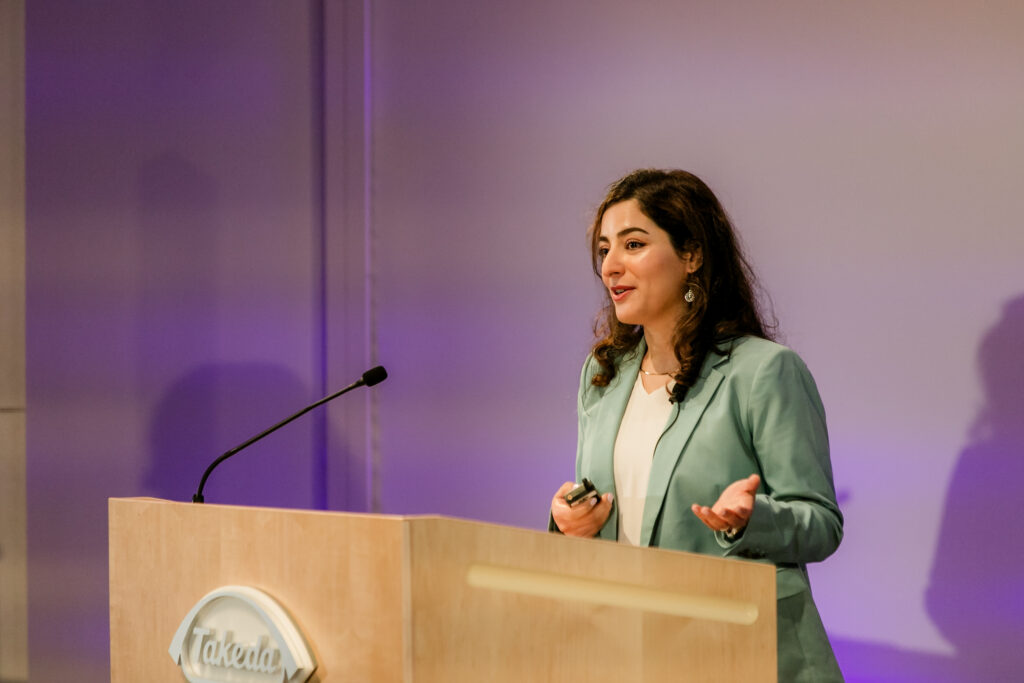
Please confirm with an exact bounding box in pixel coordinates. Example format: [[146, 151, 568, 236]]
[[169, 586, 317, 683]]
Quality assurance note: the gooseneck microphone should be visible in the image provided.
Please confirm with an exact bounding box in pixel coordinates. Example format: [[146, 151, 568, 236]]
[[191, 365, 388, 503]]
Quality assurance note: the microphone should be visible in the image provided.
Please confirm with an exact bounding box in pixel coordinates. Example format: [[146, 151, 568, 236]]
[[191, 365, 388, 503]]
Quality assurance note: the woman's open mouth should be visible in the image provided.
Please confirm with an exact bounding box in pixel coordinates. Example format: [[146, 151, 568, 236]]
[[610, 286, 634, 302]]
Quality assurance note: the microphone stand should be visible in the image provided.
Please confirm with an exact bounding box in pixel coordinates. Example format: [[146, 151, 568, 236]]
[[192, 366, 387, 503]]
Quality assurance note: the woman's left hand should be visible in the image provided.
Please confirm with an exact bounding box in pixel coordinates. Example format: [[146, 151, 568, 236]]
[[691, 473, 760, 533]]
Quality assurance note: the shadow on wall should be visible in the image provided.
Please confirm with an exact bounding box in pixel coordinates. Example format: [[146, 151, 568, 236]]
[[134, 153, 323, 508], [829, 294, 1024, 683], [145, 363, 318, 508], [925, 293, 1024, 679]]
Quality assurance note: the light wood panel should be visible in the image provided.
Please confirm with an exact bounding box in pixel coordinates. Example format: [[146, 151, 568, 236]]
[[0, 414, 27, 683], [0, 1, 26, 680], [109, 499, 407, 682], [406, 516, 775, 683], [110, 498, 776, 682], [0, 0, 25, 409]]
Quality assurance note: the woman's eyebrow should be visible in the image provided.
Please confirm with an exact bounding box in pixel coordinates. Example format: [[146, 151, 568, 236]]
[[598, 227, 650, 242]]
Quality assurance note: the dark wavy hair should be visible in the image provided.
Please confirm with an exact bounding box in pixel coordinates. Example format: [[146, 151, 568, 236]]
[[588, 169, 776, 402]]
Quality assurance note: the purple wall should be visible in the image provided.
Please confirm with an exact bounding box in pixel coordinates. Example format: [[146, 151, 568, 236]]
[[25, 1, 1024, 680], [367, 4, 1024, 679], [27, 2, 325, 680]]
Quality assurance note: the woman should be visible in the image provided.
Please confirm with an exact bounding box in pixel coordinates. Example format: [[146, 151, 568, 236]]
[[550, 169, 844, 681]]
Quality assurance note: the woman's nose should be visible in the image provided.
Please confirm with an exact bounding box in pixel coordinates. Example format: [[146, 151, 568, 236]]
[[601, 248, 622, 279]]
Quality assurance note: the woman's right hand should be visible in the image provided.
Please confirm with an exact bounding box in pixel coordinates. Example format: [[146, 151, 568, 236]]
[[550, 481, 614, 537]]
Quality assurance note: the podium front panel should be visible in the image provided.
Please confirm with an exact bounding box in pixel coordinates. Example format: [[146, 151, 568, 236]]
[[110, 498, 775, 682]]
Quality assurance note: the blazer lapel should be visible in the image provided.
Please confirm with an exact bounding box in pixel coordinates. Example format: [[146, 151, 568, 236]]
[[589, 348, 634, 491], [639, 349, 729, 546], [585, 343, 643, 540]]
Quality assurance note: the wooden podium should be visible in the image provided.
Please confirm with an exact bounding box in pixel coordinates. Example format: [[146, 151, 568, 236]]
[[109, 498, 776, 682]]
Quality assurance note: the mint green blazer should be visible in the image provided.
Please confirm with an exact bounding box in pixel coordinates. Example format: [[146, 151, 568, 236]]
[[575, 336, 844, 680]]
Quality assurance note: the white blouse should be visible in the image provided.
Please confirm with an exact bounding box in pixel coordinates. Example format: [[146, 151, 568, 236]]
[[613, 372, 675, 546]]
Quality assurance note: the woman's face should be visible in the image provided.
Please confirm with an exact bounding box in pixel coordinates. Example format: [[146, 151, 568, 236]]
[[598, 199, 697, 334]]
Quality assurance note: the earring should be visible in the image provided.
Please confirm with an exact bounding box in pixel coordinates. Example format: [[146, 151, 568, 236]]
[[684, 286, 695, 303]]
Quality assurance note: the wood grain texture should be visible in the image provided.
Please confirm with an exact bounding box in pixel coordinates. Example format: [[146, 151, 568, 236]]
[[0, 3, 26, 679], [109, 499, 775, 682], [109, 499, 406, 682], [0, 413, 27, 682], [407, 517, 775, 683], [0, 0, 25, 410]]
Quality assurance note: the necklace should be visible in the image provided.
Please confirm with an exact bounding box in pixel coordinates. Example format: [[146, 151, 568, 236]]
[[639, 365, 678, 377], [641, 351, 678, 377]]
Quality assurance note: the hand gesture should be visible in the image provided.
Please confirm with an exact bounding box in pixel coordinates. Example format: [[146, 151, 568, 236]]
[[550, 481, 614, 537], [691, 473, 760, 533]]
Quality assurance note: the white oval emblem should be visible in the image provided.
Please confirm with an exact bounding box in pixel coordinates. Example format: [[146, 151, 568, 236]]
[[169, 585, 317, 683]]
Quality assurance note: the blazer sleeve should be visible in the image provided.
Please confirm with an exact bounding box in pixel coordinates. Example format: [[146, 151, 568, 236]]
[[547, 355, 595, 533], [717, 347, 843, 564]]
